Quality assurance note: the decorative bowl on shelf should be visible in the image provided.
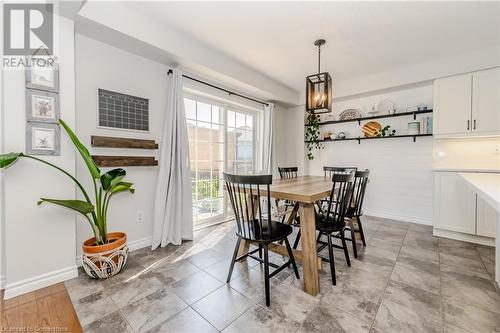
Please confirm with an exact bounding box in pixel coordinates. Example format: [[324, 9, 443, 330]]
[[362, 121, 382, 137], [339, 109, 362, 120]]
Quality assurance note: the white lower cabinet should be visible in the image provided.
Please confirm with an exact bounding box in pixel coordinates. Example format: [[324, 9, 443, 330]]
[[434, 172, 498, 239]]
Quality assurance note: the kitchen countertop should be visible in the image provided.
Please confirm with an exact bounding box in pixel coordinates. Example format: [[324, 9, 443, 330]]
[[458, 173, 500, 213], [434, 168, 500, 173]]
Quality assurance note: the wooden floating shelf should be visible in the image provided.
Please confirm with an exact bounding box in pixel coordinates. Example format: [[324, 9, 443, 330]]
[[91, 136, 158, 149], [306, 109, 433, 126], [92, 155, 158, 167], [305, 134, 433, 144]]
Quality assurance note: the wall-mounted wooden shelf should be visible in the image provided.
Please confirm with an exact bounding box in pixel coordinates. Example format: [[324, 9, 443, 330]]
[[92, 156, 158, 167], [306, 109, 433, 126], [305, 133, 433, 144], [91, 136, 158, 149]]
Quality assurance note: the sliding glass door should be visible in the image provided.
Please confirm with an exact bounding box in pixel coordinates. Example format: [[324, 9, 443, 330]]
[[185, 96, 258, 226]]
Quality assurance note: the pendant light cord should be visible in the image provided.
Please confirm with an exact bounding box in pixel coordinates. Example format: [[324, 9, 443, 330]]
[[317, 44, 321, 73]]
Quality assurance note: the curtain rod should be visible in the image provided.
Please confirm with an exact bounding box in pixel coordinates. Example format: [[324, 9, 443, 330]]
[[167, 69, 269, 106]]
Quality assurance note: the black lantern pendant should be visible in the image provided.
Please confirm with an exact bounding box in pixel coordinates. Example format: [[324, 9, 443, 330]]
[[306, 39, 332, 114]]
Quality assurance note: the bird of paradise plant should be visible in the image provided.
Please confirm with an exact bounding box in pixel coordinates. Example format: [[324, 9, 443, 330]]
[[0, 119, 134, 245]]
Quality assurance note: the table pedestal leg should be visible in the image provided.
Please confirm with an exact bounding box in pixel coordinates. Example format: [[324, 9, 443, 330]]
[[299, 202, 320, 296]]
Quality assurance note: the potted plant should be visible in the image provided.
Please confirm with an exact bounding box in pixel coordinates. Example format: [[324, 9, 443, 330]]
[[305, 112, 324, 160], [0, 119, 134, 279]]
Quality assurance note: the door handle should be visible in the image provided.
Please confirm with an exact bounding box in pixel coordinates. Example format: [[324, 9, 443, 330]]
[[473, 119, 476, 130], [467, 120, 470, 130]]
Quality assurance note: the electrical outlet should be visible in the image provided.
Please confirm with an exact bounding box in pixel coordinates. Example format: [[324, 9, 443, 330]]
[[137, 211, 144, 223]]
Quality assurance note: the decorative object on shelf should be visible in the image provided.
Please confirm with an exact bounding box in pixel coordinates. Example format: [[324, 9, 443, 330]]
[[377, 99, 396, 114], [26, 89, 60, 123], [324, 113, 336, 122], [339, 108, 362, 120], [0, 119, 135, 279], [26, 122, 60, 155], [417, 104, 428, 111], [306, 39, 332, 114], [98, 89, 149, 132], [362, 121, 382, 137], [25, 61, 59, 92], [408, 121, 420, 135], [323, 131, 333, 140], [305, 112, 324, 160], [337, 131, 347, 140], [420, 115, 433, 134], [376, 125, 396, 137]]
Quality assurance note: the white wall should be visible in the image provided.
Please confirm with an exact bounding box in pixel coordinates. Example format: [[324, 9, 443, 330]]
[[3, 17, 77, 298], [75, 34, 171, 256], [285, 84, 435, 225]]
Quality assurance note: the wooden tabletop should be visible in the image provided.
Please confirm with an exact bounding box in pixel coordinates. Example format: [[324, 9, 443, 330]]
[[268, 175, 332, 203]]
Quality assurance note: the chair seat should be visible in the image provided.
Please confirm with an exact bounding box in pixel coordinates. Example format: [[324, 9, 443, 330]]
[[237, 219, 294, 243], [315, 212, 346, 233]]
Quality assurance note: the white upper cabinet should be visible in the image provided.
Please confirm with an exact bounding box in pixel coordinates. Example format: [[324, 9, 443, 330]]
[[434, 73, 472, 136], [472, 68, 500, 135], [434, 67, 500, 138]]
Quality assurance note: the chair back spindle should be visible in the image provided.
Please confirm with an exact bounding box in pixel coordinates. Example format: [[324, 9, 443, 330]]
[[323, 173, 355, 226], [224, 173, 273, 241], [278, 167, 298, 179], [350, 170, 370, 217]]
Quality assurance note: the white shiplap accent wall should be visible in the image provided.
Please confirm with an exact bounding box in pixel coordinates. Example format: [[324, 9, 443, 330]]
[[303, 84, 434, 225]]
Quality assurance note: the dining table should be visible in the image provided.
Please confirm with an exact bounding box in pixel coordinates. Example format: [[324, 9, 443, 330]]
[[235, 175, 335, 296]]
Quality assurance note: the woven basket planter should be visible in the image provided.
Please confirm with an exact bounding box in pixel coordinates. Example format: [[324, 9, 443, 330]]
[[82, 232, 128, 279]]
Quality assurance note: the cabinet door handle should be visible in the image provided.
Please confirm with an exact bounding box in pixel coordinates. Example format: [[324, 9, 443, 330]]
[[467, 120, 470, 130], [473, 119, 476, 130]]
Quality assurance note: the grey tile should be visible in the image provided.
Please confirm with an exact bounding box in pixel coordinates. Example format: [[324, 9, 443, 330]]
[[299, 303, 371, 333], [476, 245, 495, 263], [440, 266, 500, 314], [443, 299, 500, 333], [371, 299, 441, 333], [408, 223, 433, 234], [171, 270, 224, 304], [443, 323, 474, 333], [146, 307, 217, 333], [186, 248, 229, 269], [228, 266, 282, 302], [204, 257, 254, 282], [64, 272, 104, 302], [439, 253, 489, 275], [259, 283, 320, 326], [397, 255, 440, 275], [223, 305, 298, 333], [102, 259, 148, 289], [383, 280, 441, 316], [439, 238, 476, 250], [192, 285, 253, 330], [72, 291, 118, 326], [131, 245, 181, 269], [403, 237, 439, 251], [108, 274, 164, 308], [399, 243, 439, 263], [148, 259, 200, 286], [439, 245, 482, 261], [390, 262, 440, 295], [121, 287, 187, 332], [83, 310, 134, 333]]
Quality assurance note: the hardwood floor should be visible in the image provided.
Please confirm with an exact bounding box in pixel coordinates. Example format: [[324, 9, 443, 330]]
[[1, 283, 82, 333]]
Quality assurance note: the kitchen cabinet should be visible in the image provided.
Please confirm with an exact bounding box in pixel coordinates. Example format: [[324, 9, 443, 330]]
[[476, 194, 497, 238], [434, 67, 500, 138], [434, 172, 498, 239]]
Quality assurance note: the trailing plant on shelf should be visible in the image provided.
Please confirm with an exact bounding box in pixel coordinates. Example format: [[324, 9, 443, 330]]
[[376, 125, 396, 137], [0, 119, 134, 245], [305, 112, 324, 160]]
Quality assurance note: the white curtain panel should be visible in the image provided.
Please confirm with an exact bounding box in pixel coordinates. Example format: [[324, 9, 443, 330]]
[[258, 102, 276, 174], [152, 68, 193, 249]]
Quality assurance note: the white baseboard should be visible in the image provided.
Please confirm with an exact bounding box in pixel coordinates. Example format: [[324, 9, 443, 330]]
[[364, 209, 433, 226], [76, 236, 153, 267], [433, 228, 495, 246], [3, 265, 78, 299], [0, 275, 5, 290]]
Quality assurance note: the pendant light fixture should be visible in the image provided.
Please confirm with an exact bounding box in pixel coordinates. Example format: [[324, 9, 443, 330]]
[[306, 39, 332, 114]]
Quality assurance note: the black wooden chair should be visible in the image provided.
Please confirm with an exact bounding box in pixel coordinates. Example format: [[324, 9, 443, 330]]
[[323, 166, 357, 179], [277, 167, 301, 248], [343, 170, 370, 258], [315, 173, 355, 285], [224, 173, 299, 306]]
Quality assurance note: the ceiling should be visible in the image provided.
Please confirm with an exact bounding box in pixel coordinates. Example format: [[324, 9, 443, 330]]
[[122, 1, 499, 94]]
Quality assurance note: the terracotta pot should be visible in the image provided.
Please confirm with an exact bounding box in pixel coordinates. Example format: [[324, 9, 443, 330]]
[[82, 232, 127, 254], [82, 232, 128, 279]]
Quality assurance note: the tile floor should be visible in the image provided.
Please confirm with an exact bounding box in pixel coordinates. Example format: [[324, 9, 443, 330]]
[[65, 216, 500, 333]]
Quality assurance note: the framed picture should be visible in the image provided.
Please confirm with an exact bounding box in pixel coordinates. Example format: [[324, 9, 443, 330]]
[[26, 89, 59, 123], [26, 122, 60, 156], [25, 62, 59, 92]]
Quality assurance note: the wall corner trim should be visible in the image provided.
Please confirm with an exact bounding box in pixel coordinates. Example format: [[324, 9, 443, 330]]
[[0, 275, 5, 290], [3, 266, 78, 299]]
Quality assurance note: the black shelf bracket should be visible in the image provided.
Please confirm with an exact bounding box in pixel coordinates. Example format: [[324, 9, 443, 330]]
[[413, 112, 417, 120]]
